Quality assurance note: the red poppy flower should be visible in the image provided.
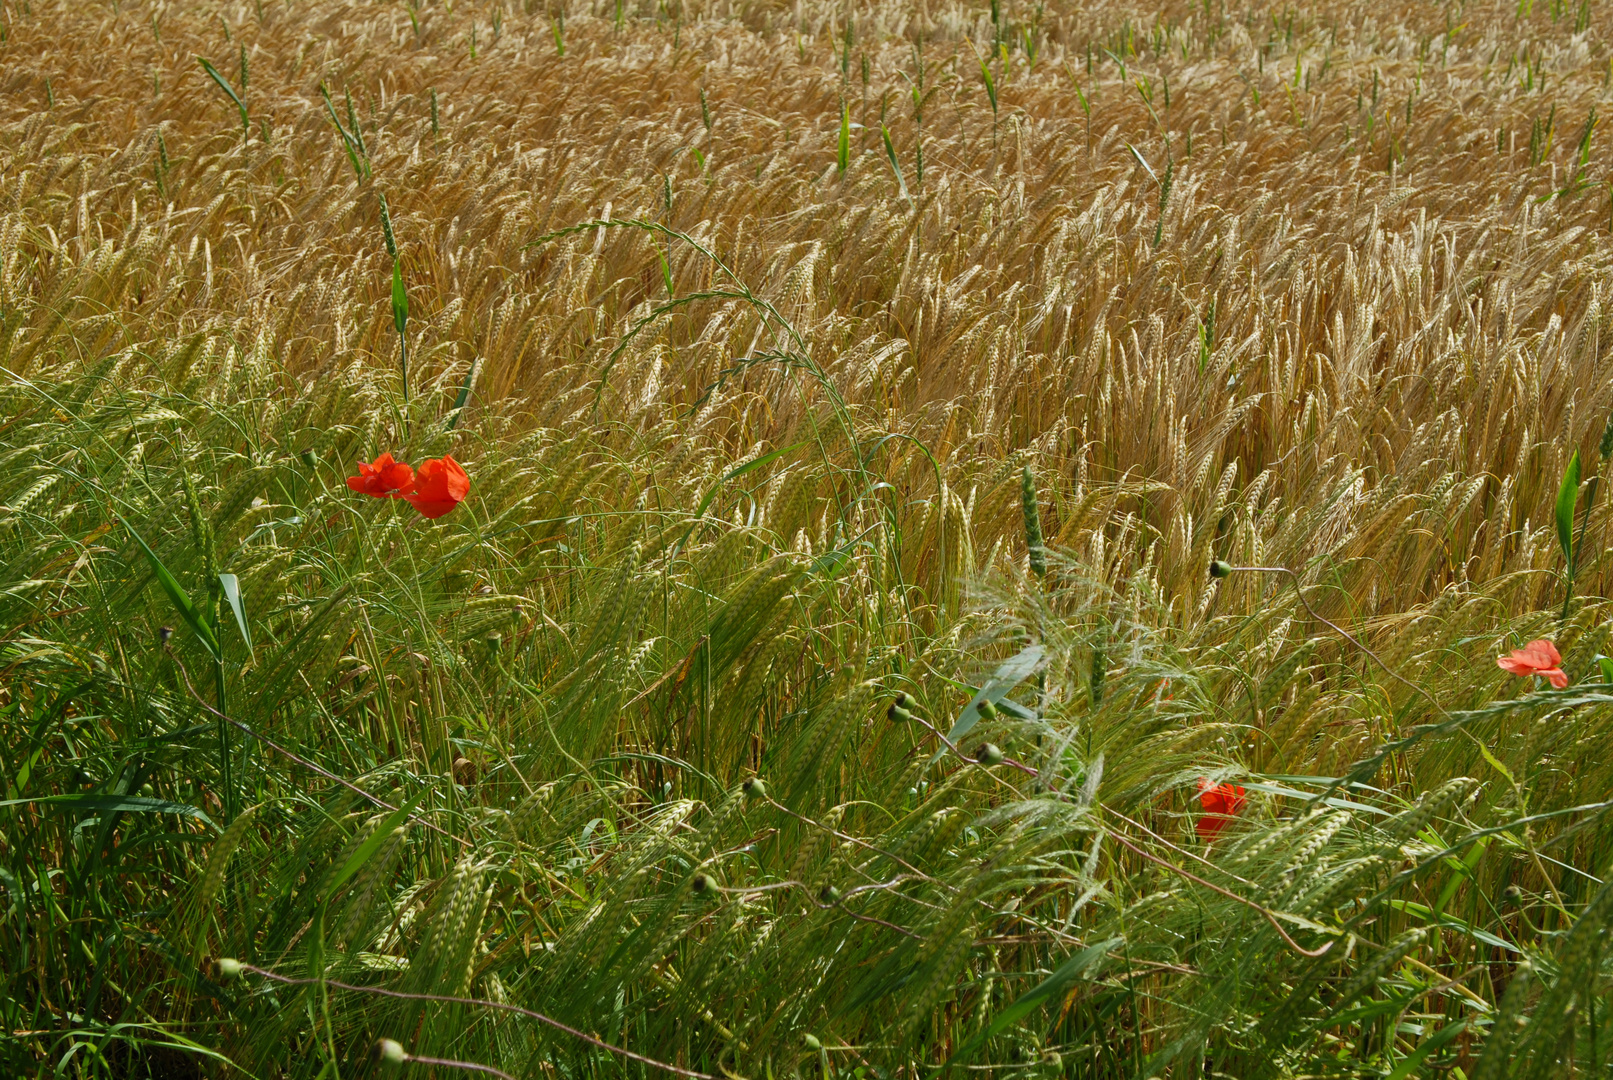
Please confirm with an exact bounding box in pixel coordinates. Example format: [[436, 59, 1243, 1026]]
[[402, 455, 470, 519], [1497, 639, 1568, 689], [1196, 779, 1246, 844], [346, 453, 414, 497]]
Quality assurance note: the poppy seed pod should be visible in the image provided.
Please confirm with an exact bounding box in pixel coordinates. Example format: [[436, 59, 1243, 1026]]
[[976, 743, 1004, 765], [1209, 559, 1233, 578], [691, 873, 715, 896], [158, 626, 173, 644], [742, 777, 766, 799], [299, 448, 317, 469], [820, 884, 842, 904], [376, 1039, 407, 1065]]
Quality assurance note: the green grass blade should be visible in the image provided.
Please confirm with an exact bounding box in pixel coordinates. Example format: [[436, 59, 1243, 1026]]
[[217, 572, 253, 659], [881, 124, 909, 201], [323, 786, 429, 903], [944, 936, 1119, 1069], [0, 793, 216, 828], [445, 357, 481, 430], [197, 57, 248, 135], [838, 101, 850, 172], [934, 644, 1044, 760], [391, 260, 408, 336], [1556, 449, 1581, 570], [121, 516, 221, 659], [319, 83, 367, 177], [1383, 1019, 1468, 1080], [693, 440, 811, 520]]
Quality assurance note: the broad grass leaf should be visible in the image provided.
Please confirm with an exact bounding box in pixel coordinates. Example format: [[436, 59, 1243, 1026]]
[[1556, 449, 1580, 569], [217, 573, 252, 659], [1, 793, 215, 828], [1384, 1019, 1468, 1080], [197, 57, 248, 133], [122, 517, 220, 660], [391, 260, 408, 336], [837, 101, 850, 172], [933, 644, 1043, 762], [944, 936, 1120, 1069], [323, 785, 430, 904]]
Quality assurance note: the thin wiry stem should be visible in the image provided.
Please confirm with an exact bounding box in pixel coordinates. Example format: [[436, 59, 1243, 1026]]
[[166, 646, 470, 847], [395, 1051, 515, 1079], [1103, 824, 1335, 958], [1217, 563, 1454, 722], [233, 963, 719, 1080]]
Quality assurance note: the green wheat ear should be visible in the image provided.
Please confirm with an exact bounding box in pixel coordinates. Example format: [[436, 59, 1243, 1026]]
[[378, 193, 409, 403], [1021, 465, 1045, 580], [837, 101, 850, 173]]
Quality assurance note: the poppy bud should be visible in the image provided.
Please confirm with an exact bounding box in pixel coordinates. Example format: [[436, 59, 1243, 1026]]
[[376, 1038, 408, 1065], [158, 626, 173, 644], [139, 783, 155, 798], [741, 777, 766, 799], [803, 1034, 822, 1051], [820, 884, 841, 904], [1209, 559, 1233, 578], [215, 957, 243, 979], [894, 691, 916, 710], [691, 873, 716, 896], [978, 699, 997, 720], [888, 704, 913, 723], [976, 743, 1004, 766]]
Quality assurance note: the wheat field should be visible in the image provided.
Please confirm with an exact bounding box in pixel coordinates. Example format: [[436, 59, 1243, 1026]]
[[2, 0, 1613, 1075]]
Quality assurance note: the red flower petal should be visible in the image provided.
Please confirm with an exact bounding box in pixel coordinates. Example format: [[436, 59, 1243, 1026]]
[[403, 455, 471, 519], [1498, 639, 1567, 686], [1196, 779, 1245, 844], [346, 453, 414, 497]]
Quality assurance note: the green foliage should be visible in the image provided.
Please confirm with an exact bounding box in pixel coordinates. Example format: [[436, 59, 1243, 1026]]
[[6, 1, 1613, 1075], [2, 353, 1612, 1079], [196, 56, 248, 137]]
